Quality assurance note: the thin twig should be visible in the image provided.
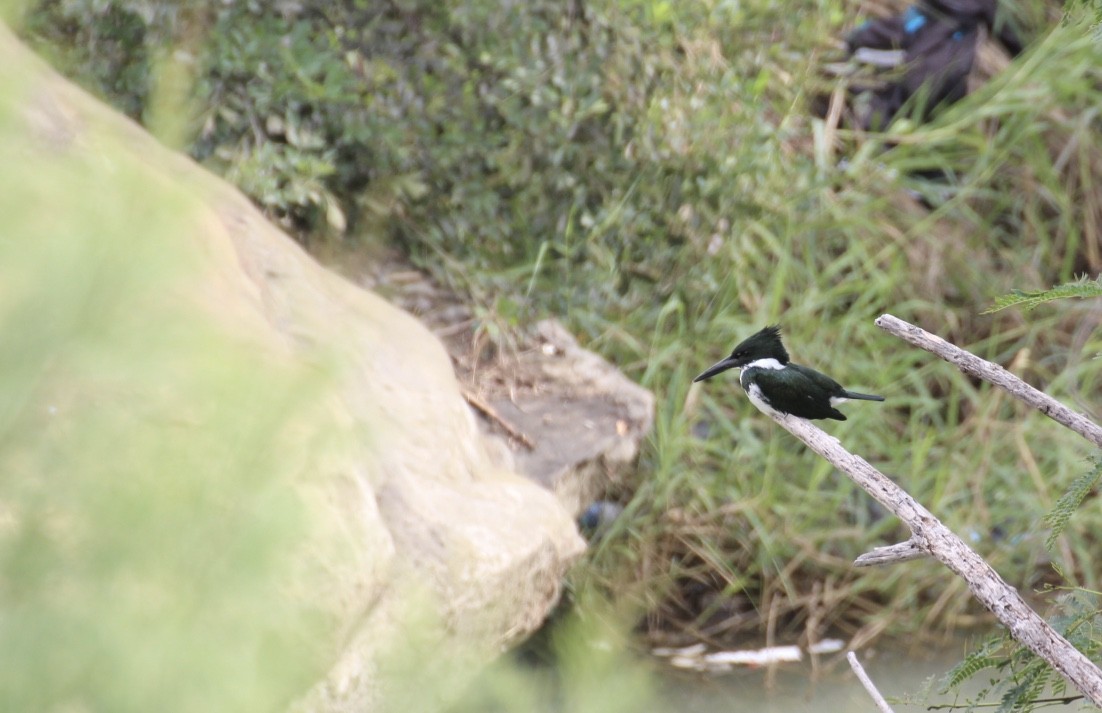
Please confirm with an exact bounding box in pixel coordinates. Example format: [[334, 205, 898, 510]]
[[926, 695, 1083, 710], [854, 539, 927, 567], [462, 389, 535, 450], [875, 314, 1102, 448], [848, 651, 896, 713]]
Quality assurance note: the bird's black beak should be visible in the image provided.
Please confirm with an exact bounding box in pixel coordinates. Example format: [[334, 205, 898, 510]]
[[693, 356, 740, 383]]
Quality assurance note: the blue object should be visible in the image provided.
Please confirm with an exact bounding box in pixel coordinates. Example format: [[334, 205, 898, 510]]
[[579, 504, 604, 531], [579, 501, 624, 539], [903, 6, 928, 34], [951, 29, 965, 40]]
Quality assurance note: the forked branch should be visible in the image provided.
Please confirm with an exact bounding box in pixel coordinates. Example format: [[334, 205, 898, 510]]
[[770, 413, 1102, 706], [761, 315, 1102, 706]]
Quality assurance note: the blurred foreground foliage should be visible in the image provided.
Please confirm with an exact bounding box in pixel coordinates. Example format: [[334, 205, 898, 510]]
[[17, 0, 1102, 663], [0, 50, 333, 711]]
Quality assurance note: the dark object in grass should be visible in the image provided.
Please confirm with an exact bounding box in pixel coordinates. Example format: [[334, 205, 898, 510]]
[[832, 0, 1024, 130], [578, 501, 624, 540], [693, 326, 884, 421]]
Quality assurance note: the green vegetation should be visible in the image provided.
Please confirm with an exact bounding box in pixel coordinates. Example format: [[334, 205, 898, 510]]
[[1043, 456, 1102, 551], [940, 456, 1102, 711], [939, 587, 1101, 711], [11, 0, 1102, 708], [940, 275, 1102, 710], [985, 275, 1102, 313]]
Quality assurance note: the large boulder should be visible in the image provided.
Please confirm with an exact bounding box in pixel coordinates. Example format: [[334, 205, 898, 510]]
[[0, 23, 583, 712]]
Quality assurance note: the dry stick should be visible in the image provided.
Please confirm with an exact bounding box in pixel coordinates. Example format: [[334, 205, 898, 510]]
[[853, 540, 925, 568], [462, 389, 535, 450], [847, 651, 896, 713], [768, 411, 1102, 707], [875, 314, 1102, 449]]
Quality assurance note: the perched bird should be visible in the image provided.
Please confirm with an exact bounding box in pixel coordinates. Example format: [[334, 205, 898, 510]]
[[693, 325, 884, 421]]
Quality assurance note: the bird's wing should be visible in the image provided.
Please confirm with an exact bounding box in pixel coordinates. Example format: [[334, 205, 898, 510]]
[[786, 364, 845, 396], [750, 367, 841, 418]]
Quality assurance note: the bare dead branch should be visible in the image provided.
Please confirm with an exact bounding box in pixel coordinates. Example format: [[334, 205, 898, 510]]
[[847, 651, 896, 713], [462, 388, 535, 450], [875, 314, 1102, 448], [767, 412, 1102, 707], [854, 539, 926, 567]]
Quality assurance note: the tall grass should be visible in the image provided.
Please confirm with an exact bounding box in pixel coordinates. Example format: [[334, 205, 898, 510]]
[[552, 5, 1102, 646]]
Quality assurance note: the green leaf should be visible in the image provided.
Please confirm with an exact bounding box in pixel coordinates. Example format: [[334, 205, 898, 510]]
[[1043, 456, 1102, 550], [941, 637, 1003, 691], [983, 275, 1102, 313]]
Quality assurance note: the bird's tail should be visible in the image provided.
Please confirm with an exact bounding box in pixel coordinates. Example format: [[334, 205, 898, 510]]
[[842, 390, 885, 402]]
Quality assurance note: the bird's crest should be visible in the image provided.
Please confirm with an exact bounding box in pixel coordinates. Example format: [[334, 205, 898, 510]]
[[737, 324, 789, 363]]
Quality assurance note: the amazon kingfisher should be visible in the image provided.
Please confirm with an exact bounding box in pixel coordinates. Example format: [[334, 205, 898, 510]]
[[693, 325, 884, 421]]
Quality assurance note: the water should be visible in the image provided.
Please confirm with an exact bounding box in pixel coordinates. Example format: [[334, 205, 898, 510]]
[[450, 611, 998, 713], [655, 648, 980, 712]]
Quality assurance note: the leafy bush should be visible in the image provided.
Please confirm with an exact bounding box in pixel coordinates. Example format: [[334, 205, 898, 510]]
[[23, 0, 666, 257]]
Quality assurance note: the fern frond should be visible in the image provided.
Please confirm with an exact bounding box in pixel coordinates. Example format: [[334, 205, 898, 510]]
[[999, 664, 1051, 713], [942, 638, 1004, 691], [1043, 456, 1102, 550], [983, 275, 1102, 313]]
